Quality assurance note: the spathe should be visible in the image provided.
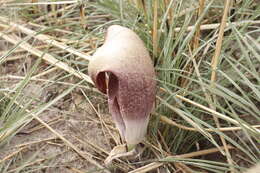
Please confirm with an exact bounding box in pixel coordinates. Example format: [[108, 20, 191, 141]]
[[88, 25, 156, 146]]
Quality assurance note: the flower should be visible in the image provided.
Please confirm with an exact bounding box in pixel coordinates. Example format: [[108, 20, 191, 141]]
[[88, 25, 156, 147]]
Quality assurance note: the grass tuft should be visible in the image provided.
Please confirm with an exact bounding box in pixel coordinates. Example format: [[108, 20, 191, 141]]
[[0, 0, 259, 172]]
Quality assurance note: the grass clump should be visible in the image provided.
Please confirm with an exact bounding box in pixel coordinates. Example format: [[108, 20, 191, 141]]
[[0, 0, 259, 172]]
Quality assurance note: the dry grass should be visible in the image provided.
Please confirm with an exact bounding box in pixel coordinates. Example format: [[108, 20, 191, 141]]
[[0, 0, 259, 173]]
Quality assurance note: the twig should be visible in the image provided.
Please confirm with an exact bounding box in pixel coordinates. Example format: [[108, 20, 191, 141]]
[[129, 145, 234, 173], [164, 0, 174, 25], [174, 94, 260, 134], [3, 1, 79, 6], [66, 167, 85, 173], [2, 54, 26, 62], [174, 20, 260, 32], [158, 113, 260, 132], [0, 16, 92, 61], [0, 147, 26, 164], [0, 45, 48, 55], [0, 75, 92, 90], [28, 22, 82, 36], [192, 0, 205, 52], [15, 136, 58, 148], [0, 33, 93, 84], [32, 67, 59, 78], [79, 4, 86, 29], [152, 0, 158, 58], [210, 0, 234, 172], [35, 4, 75, 22]]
